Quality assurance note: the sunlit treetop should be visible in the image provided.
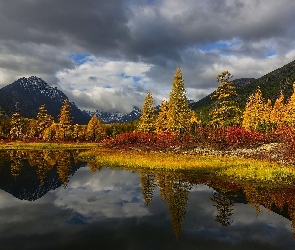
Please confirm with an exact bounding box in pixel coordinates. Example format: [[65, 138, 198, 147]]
[[216, 71, 233, 83]]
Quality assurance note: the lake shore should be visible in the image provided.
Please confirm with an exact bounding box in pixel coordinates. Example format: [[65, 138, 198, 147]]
[[78, 144, 295, 186], [0, 141, 99, 150]]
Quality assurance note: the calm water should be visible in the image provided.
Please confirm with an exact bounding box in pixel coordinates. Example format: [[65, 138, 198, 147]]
[[0, 150, 295, 250]]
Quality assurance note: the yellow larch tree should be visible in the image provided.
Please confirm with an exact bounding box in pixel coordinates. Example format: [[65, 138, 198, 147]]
[[210, 71, 241, 127], [155, 97, 169, 134], [270, 91, 286, 127], [262, 99, 272, 124], [85, 114, 105, 141], [284, 83, 295, 126], [242, 87, 266, 130], [56, 99, 73, 141], [137, 91, 157, 133], [190, 111, 201, 135], [166, 66, 191, 134]]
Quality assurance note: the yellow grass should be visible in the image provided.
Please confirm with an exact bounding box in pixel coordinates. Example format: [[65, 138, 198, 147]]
[[79, 148, 295, 185]]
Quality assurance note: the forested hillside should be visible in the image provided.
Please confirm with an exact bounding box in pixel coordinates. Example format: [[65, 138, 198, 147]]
[[192, 59, 295, 123]]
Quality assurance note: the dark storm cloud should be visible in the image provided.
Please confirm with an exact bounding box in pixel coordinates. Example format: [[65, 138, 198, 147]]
[[0, 0, 130, 54], [0, 0, 295, 110]]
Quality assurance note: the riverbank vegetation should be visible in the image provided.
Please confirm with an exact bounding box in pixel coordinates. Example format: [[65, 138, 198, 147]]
[[78, 148, 295, 186]]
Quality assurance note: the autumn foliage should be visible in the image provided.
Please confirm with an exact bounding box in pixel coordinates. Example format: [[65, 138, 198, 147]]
[[101, 126, 271, 151]]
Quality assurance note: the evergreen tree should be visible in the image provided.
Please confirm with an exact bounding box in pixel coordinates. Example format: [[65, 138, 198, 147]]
[[156, 97, 169, 134], [36, 104, 53, 138], [256, 98, 274, 132], [270, 91, 286, 127], [56, 99, 73, 141], [210, 71, 241, 127], [0, 107, 7, 138], [27, 118, 38, 137], [85, 115, 105, 141], [166, 66, 191, 134], [190, 111, 201, 135], [10, 112, 25, 140], [43, 123, 57, 141], [137, 91, 157, 133], [242, 87, 266, 130], [284, 83, 295, 126]]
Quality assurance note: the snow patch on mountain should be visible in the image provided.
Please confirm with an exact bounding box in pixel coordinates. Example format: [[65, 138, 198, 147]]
[[16, 76, 67, 103], [86, 106, 142, 123]]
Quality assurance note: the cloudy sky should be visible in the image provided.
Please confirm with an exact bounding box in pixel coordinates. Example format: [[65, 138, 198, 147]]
[[0, 0, 295, 112]]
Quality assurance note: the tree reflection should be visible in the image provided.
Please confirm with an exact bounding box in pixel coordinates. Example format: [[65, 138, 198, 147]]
[[139, 171, 156, 206], [87, 160, 103, 173], [167, 179, 191, 239], [27, 151, 56, 184], [211, 191, 234, 226], [56, 151, 72, 188], [6, 149, 82, 186], [154, 172, 191, 239], [10, 150, 25, 177]]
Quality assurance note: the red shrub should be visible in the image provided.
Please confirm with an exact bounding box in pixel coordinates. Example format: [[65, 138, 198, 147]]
[[101, 127, 272, 151], [224, 126, 271, 148], [274, 125, 295, 158], [194, 126, 271, 149]]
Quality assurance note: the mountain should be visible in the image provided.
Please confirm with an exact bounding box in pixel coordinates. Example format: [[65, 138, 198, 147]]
[[0, 76, 91, 124], [191, 59, 295, 122], [87, 106, 142, 123]]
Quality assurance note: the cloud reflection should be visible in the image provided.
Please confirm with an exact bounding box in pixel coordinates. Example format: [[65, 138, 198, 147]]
[[54, 168, 150, 221]]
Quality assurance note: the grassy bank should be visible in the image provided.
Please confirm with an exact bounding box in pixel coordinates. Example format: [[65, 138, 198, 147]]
[[0, 142, 99, 150], [79, 148, 295, 186]]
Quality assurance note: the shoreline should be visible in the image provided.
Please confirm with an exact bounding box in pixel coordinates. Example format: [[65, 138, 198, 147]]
[[0, 141, 99, 150]]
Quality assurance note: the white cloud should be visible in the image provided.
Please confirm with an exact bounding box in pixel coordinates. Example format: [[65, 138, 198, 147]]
[[56, 56, 154, 112], [53, 167, 150, 221]]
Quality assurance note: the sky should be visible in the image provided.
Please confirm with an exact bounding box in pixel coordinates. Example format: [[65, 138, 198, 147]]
[[0, 0, 295, 112]]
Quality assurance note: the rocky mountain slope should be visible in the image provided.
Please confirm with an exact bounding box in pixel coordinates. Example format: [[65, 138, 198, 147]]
[[0, 76, 90, 124]]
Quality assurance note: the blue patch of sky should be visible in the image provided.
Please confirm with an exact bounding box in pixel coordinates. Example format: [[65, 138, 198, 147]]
[[69, 53, 91, 66], [120, 72, 128, 78], [197, 42, 230, 52], [132, 76, 141, 82], [197, 40, 241, 56], [266, 51, 276, 57], [104, 85, 112, 88], [120, 73, 142, 84]]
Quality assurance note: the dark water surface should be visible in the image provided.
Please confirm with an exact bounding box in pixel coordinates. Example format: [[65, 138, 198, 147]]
[[0, 150, 295, 250]]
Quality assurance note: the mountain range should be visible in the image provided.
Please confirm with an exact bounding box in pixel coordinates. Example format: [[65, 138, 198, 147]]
[[0, 76, 143, 124]]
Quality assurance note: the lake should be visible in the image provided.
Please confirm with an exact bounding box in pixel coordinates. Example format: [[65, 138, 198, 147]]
[[0, 149, 295, 250]]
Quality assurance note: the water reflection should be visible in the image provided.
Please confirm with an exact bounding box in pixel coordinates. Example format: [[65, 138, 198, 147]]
[[0, 151, 295, 249], [137, 169, 295, 240], [0, 149, 86, 200]]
